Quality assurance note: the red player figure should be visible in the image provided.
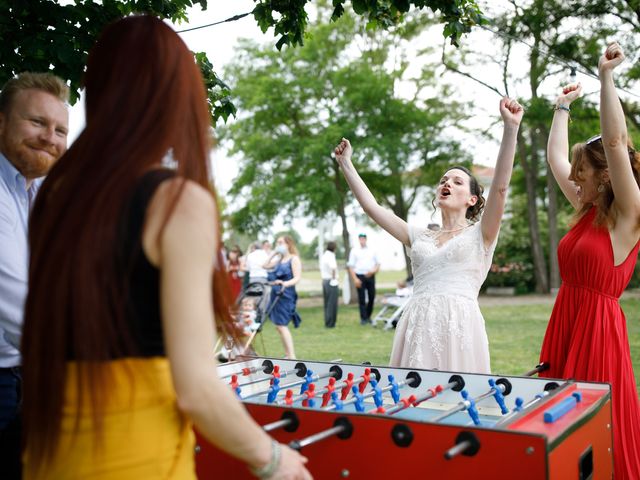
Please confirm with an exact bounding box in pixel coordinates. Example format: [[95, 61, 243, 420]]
[[322, 377, 337, 407], [341, 373, 355, 400], [359, 368, 372, 393]]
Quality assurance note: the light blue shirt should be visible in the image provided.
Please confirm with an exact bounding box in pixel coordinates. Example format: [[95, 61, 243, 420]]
[[0, 152, 41, 366]]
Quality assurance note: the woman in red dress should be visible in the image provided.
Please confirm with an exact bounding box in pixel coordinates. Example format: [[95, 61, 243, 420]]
[[227, 245, 243, 301], [542, 42, 640, 478]]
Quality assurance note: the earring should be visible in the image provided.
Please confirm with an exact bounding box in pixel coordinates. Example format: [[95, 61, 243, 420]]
[[597, 183, 605, 193]]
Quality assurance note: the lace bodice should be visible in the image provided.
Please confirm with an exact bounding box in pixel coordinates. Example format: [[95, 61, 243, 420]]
[[407, 222, 496, 300], [390, 221, 497, 372]]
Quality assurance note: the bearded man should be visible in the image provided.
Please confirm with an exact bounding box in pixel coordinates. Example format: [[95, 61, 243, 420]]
[[0, 72, 69, 478]]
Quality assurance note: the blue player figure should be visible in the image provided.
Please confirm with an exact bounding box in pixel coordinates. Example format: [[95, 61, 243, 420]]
[[461, 390, 481, 426], [267, 377, 281, 404], [489, 378, 509, 414], [388, 375, 400, 404]]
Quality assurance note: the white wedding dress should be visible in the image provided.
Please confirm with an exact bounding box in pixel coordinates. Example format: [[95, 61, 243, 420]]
[[389, 221, 496, 373]]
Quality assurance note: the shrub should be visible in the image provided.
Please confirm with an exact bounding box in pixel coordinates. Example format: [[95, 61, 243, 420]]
[[484, 261, 535, 294]]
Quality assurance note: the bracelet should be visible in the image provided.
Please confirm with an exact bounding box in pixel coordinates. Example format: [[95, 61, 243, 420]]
[[249, 439, 281, 479], [554, 104, 571, 122]]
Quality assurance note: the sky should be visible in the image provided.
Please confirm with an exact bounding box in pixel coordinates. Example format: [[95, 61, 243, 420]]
[[66, 1, 621, 270]]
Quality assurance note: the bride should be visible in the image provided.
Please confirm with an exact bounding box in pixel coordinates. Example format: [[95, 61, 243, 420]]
[[334, 97, 523, 373]]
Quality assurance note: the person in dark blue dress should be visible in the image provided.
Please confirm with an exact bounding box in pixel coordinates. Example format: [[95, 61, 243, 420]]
[[265, 236, 302, 359]]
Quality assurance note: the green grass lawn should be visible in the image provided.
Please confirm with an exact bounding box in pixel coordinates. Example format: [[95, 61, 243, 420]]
[[250, 298, 640, 394]]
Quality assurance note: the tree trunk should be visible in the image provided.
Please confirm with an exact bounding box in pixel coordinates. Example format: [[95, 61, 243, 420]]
[[546, 164, 560, 290], [521, 30, 549, 293], [621, 99, 640, 132], [517, 130, 549, 293], [390, 193, 413, 279], [334, 160, 358, 304]]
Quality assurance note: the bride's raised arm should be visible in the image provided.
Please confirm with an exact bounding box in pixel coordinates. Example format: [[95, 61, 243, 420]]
[[334, 138, 410, 246]]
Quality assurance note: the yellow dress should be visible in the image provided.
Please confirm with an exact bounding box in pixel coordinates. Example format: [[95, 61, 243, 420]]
[[24, 357, 195, 479]]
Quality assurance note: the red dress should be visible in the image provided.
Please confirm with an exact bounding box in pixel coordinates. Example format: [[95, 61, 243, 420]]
[[540, 207, 640, 478], [227, 260, 242, 301]]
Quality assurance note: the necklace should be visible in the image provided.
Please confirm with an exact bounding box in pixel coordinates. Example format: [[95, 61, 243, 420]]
[[436, 223, 471, 234]]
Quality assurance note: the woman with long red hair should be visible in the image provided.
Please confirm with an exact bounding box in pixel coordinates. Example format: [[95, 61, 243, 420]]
[[21, 15, 310, 479]]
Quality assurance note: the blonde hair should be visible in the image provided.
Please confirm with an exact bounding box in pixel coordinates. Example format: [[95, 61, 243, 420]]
[[0, 72, 69, 114], [280, 235, 299, 256]]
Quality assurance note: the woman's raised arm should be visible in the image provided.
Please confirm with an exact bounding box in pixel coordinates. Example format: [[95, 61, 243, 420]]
[[481, 97, 523, 248], [334, 138, 410, 246], [547, 84, 583, 210]]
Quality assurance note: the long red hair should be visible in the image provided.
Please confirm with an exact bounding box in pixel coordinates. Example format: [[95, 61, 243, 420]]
[[22, 15, 232, 465]]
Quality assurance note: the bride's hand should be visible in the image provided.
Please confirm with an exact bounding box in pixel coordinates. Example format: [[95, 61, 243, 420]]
[[499, 97, 524, 127]]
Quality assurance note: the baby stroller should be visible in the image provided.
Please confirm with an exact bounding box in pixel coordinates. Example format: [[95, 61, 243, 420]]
[[215, 282, 282, 361], [372, 278, 413, 330]]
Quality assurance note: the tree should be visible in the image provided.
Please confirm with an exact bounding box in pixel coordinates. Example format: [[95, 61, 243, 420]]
[[1, 0, 484, 124], [0, 0, 237, 121], [443, 0, 639, 293], [252, 0, 485, 48], [220, 9, 470, 280]]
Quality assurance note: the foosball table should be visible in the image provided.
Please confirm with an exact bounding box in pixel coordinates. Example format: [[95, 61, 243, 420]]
[[195, 357, 613, 479]]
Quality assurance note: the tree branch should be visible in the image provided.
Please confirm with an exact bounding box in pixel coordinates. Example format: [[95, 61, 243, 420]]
[[441, 43, 504, 97]]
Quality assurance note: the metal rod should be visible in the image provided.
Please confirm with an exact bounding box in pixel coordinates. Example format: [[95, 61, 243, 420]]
[[276, 372, 335, 405], [493, 382, 569, 428], [245, 371, 335, 402], [444, 440, 472, 460], [263, 418, 292, 432], [321, 376, 371, 411], [430, 401, 469, 423], [523, 362, 549, 377], [383, 380, 458, 416], [283, 375, 346, 406], [276, 371, 334, 392], [295, 425, 344, 449], [220, 365, 258, 380], [239, 366, 300, 388], [321, 373, 416, 411], [472, 389, 496, 404], [431, 382, 506, 423]]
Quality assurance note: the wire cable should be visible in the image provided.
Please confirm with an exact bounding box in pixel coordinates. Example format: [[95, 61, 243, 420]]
[[175, 11, 252, 34]]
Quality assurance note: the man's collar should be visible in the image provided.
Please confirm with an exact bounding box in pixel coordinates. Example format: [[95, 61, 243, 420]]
[[0, 151, 41, 191], [0, 151, 20, 184]]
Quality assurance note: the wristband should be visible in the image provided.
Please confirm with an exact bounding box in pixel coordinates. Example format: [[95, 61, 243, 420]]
[[249, 439, 281, 479]]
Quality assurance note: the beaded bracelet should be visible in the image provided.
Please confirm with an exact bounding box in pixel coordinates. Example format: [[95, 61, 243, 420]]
[[250, 439, 281, 479]]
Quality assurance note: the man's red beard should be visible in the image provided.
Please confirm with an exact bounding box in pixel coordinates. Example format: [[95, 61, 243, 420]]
[[2, 138, 63, 179]]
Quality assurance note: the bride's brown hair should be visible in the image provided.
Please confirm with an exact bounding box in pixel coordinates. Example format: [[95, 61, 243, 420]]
[[431, 166, 486, 222]]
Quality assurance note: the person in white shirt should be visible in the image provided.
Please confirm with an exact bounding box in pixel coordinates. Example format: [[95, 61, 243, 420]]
[[347, 233, 380, 325], [245, 240, 271, 284], [319, 241, 339, 328]]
